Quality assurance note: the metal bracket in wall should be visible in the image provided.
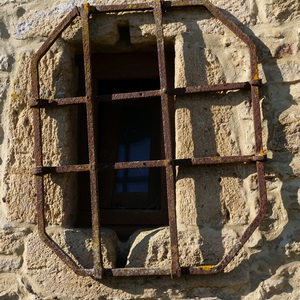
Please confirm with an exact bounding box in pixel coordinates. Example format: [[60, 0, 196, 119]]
[[30, 0, 268, 279]]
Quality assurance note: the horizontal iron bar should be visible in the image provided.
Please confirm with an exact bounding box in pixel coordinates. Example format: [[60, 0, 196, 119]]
[[173, 82, 251, 95], [32, 155, 265, 175], [29, 82, 253, 107], [103, 265, 223, 276], [29, 97, 87, 108], [104, 267, 170, 277], [94, 2, 155, 13], [104, 160, 167, 169], [110, 155, 265, 169], [32, 164, 90, 175], [181, 266, 221, 275], [92, 0, 223, 14], [175, 155, 265, 166], [95, 89, 162, 102]]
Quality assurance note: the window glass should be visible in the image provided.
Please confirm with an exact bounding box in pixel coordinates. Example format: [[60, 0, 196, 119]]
[[116, 107, 151, 193]]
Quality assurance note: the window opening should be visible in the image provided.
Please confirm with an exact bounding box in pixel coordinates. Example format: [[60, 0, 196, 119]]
[[76, 51, 171, 240], [30, 0, 268, 280]]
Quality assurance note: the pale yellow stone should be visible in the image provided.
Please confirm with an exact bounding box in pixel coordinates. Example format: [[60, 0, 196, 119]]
[[0, 0, 299, 298]]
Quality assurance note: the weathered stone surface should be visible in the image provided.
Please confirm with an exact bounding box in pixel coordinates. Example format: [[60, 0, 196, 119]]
[[254, 24, 299, 59], [0, 228, 26, 255], [5, 174, 36, 224], [0, 274, 18, 299], [176, 164, 258, 227], [0, 54, 9, 71], [262, 57, 300, 83], [244, 262, 300, 300], [277, 105, 300, 154], [290, 82, 300, 103], [256, 0, 300, 24], [4, 49, 78, 225], [0, 255, 22, 272], [25, 228, 118, 270], [126, 226, 241, 268], [0, 75, 8, 99]]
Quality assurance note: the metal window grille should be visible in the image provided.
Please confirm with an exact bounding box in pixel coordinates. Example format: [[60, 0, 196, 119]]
[[30, 0, 268, 280]]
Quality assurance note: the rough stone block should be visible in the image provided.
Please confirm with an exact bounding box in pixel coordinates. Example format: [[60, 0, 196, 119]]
[[290, 82, 300, 103], [277, 105, 300, 154], [6, 173, 37, 224], [0, 54, 9, 71], [258, 0, 300, 24], [262, 58, 300, 83], [0, 274, 18, 299], [0, 228, 26, 255], [244, 262, 300, 300], [0, 255, 22, 272], [25, 228, 118, 271], [176, 165, 256, 227], [126, 226, 241, 268], [254, 24, 299, 59], [0, 75, 8, 99], [211, 0, 254, 26]]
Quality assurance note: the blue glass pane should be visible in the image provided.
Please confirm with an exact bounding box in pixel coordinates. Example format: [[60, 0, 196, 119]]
[[116, 109, 152, 193], [116, 168, 149, 192]]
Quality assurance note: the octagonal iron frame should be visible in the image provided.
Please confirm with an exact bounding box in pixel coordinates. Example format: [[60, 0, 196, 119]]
[[30, 0, 268, 280]]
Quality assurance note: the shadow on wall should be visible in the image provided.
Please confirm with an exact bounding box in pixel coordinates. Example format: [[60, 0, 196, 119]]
[[175, 20, 225, 266], [176, 18, 234, 266], [176, 6, 296, 279], [222, 9, 298, 294]]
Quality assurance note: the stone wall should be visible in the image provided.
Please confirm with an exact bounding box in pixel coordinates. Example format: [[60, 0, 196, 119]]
[[0, 0, 299, 299]]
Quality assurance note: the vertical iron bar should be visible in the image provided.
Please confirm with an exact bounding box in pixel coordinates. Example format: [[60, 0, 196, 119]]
[[153, 0, 181, 278], [245, 27, 263, 155], [81, 5, 103, 279], [31, 54, 46, 236], [31, 6, 80, 243], [250, 76, 263, 154]]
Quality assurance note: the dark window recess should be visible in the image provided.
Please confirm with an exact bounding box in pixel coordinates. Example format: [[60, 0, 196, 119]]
[[76, 52, 174, 240]]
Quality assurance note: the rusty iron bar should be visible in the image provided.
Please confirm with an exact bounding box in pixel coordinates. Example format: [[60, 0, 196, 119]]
[[251, 85, 264, 154], [173, 82, 252, 95], [154, 0, 181, 279], [104, 267, 170, 277], [30, 7, 92, 278], [30, 82, 254, 108], [174, 155, 265, 166], [105, 155, 265, 170], [92, 0, 230, 14], [32, 164, 90, 175], [81, 5, 104, 280], [201, 0, 267, 274], [29, 97, 87, 108], [94, 2, 154, 13], [30, 0, 268, 279], [96, 90, 162, 102], [31, 154, 265, 176]]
